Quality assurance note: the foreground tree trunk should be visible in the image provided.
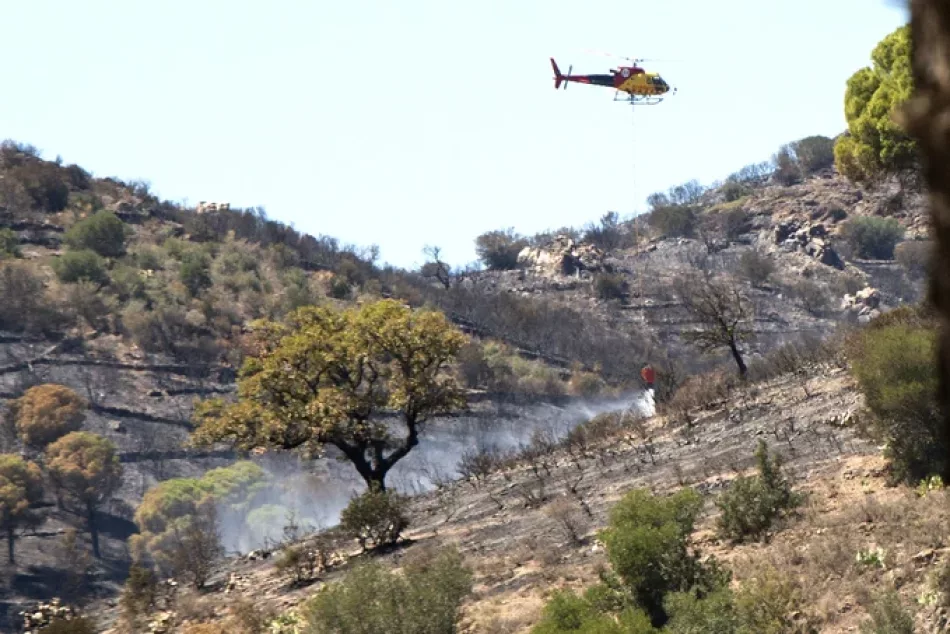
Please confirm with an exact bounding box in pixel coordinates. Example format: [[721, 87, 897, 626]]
[[6, 526, 14, 564], [728, 340, 748, 378], [903, 0, 950, 482]]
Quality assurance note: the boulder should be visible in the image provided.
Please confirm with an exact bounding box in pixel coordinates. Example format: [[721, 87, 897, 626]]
[[842, 286, 883, 322]]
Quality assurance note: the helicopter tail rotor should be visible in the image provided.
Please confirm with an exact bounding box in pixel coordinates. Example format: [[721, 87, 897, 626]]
[[550, 58, 573, 90]]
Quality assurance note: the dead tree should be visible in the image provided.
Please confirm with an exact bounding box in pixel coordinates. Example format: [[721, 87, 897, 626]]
[[673, 270, 753, 376], [901, 0, 950, 481]]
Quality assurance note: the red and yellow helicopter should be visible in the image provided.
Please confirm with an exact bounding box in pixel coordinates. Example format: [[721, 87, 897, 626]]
[[550, 54, 676, 105]]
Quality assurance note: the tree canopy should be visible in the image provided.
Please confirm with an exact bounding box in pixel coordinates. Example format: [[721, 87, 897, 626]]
[[192, 299, 467, 491], [834, 24, 918, 185], [0, 455, 44, 564]]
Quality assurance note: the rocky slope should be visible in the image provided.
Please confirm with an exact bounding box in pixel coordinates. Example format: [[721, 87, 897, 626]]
[[0, 140, 933, 628]]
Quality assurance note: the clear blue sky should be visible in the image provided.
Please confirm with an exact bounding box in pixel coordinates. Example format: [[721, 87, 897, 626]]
[[1, 1, 908, 270]]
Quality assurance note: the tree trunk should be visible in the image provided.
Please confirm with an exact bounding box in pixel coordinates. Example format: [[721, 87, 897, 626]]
[[728, 340, 748, 377], [904, 0, 950, 481], [7, 526, 14, 565], [88, 504, 100, 559]]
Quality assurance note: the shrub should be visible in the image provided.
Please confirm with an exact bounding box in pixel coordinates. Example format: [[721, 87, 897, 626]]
[[599, 487, 729, 626], [475, 228, 527, 270], [859, 590, 915, 634], [721, 208, 752, 240], [301, 545, 473, 634], [773, 145, 802, 185], [119, 564, 159, 624], [721, 180, 749, 203], [456, 342, 492, 388], [64, 211, 129, 257], [647, 205, 698, 238], [11, 384, 87, 449], [339, 488, 410, 551], [843, 216, 905, 259], [0, 228, 20, 259], [10, 162, 70, 212], [593, 272, 627, 300], [41, 619, 97, 634], [715, 440, 802, 543], [0, 262, 67, 334], [531, 588, 658, 633], [791, 135, 835, 175], [53, 249, 109, 285], [788, 279, 831, 316], [180, 251, 213, 296], [275, 543, 323, 585], [847, 320, 944, 482], [738, 249, 775, 287], [664, 588, 737, 634], [733, 564, 820, 634], [894, 239, 932, 280], [328, 274, 350, 299]]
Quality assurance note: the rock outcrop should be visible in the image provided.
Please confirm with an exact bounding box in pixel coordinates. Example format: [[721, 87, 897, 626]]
[[773, 220, 844, 269], [517, 235, 605, 277], [842, 286, 883, 323]]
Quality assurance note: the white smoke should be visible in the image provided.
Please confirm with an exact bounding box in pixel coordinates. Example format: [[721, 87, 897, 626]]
[[219, 390, 654, 553]]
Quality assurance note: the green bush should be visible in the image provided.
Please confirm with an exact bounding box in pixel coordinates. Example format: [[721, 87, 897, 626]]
[[721, 180, 749, 203], [339, 488, 410, 551], [179, 251, 213, 296], [10, 162, 70, 212], [301, 545, 472, 634], [0, 228, 20, 259], [531, 588, 658, 633], [791, 135, 835, 175], [599, 487, 730, 626], [847, 320, 944, 482], [859, 590, 915, 634], [843, 217, 904, 259], [716, 440, 802, 543], [664, 589, 738, 634], [647, 206, 698, 238], [475, 228, 527, 270], [64, 210, 129, 257], [53, 249, 109, 285]]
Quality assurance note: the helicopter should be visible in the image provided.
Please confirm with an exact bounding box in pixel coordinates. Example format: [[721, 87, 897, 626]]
[[550, 55, 676, 105]]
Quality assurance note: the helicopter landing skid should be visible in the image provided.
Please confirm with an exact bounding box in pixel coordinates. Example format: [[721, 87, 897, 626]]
[[614, 93, 664, 106]]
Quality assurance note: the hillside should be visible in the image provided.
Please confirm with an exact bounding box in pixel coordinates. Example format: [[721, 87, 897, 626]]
[[0, 133, 936, 631]]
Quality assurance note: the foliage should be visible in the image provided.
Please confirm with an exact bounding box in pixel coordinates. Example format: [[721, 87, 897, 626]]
[[0, 454, 44, 563], [41, 618, 98, 634], [11, 384, 87, 449], [647, 205, 698, 238], [598, 487, 730, 626], [339, 488, 410, 550], [847, 315, 944, 482], [180, 250, 214, 296], [715, 440, 802, 543], [475, 228, 528, 270], [301, 545, 473, 634], [738, 249, 775, 287], [130, 461, 264, 578], [6, 157, 70, 212], [531, 588, 658, 633], [664, 589, 738, 634], [894, 239, 932, 280], [843, 216, 904, 259], [0, 228, 20, 259], [790, 135, 836, 175], [0, 261, 67, 334], [163, 499, 224, 588], [858, 590, 915, 634], [192, 300, 467, 491], [64, 211, 129, 257], [52, 249, 109, 285], [773, 144, 802, 186], [119, 563, 160, 624], [45, 432, 123, 558], [834, 25, 917, 185]]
